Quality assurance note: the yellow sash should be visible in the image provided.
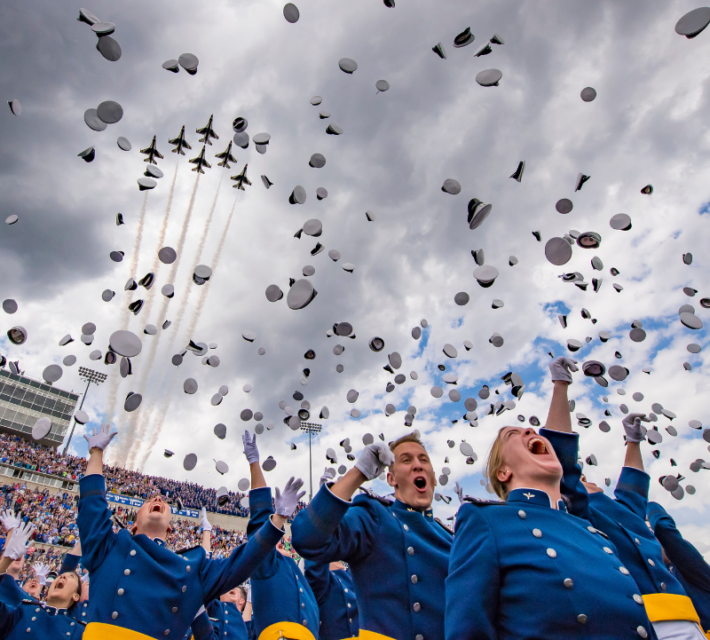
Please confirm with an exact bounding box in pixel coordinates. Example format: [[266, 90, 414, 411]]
[[258, 621, 317, 640], [356, 631, 396, 640], [84, 623, 157, 640], [642, 593, 700, 624]]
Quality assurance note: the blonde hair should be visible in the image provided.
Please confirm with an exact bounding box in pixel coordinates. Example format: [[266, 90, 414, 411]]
[[486, 427, 511, 500]]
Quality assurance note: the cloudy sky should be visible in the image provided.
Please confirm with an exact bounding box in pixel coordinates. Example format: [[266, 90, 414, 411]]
[[2, 0, 710, 551]]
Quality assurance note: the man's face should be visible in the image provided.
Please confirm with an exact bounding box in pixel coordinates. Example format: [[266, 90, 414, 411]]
[[386, 442, 436, 509], [133, 495, 172, 536], [498, 427, 562, 489], [46, 572, 80, 608], [220, 587, 246, 611], [23, 578, 41, 599]]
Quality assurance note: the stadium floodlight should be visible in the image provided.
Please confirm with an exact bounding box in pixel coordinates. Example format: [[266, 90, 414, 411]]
[[300, 422, 323, 500], [63, 367, 107, 454]]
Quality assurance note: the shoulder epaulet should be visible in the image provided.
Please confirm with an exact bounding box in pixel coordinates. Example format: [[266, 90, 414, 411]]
[[434, 517, 454, 535], [357, 487, 394, 506], [463, 496, 505, 506], [176, 545, 202, 555], [21, 599, 35, 605]]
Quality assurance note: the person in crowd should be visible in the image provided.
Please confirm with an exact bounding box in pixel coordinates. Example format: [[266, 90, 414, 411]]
[[0, 521, 85, 639], [540, 356, 705, 640], [292, 431, 452, 640], [647, 501, 710, 636], [76, 424, 300, 640], [203, 586, 250, 640], [241, 430, 317, 640]]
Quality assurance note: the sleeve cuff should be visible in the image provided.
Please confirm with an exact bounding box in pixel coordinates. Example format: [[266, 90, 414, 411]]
[[191, 611, 214, 639], [618, 466, 650, 495], [253, 514, 287, 549], [79, 474, 106, 499]]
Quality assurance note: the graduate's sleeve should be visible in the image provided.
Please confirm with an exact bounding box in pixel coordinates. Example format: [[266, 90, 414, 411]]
[[76, 474, 118, 573], [445, 503, 500, 640], [303, 559, 332, 606], [613, 466, 650, 520], [539, 428, 591, 519], [290, 484, 379, 565], [245, 487, 279, 580]]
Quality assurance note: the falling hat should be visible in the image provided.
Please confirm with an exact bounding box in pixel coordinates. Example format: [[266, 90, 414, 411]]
[[454, 292, 469, 306], [556, 198, 573, 214], [575, 173, 591, 191], [473, 265, 499, 287], [289, 186, 307, 204], [283, 3, 300, 22], [265, 285, 283, 302], [78, 147, 96, 163], [178, 53, 199, 71], [97, 100, 123, 124], [580, 87, 597, 102], [32, 417, 52, 441], [287, 279, 317, 310], [476, 69, 502, 86], [510, 161, 525, 182], [376, 80, 390, 92], [2, 299, 17, 314], [369, 337, 385, 352], [162, 59, 179, 73], [608, 365, 629, 382], [442, 179, 461, 195], [582, 360, 605, 377], [489, 333, 504, 347], [110, 330, 142, 357], [576, 232, 601, 249], [432, 42, 447, 59], [675, 7, 710, 38], [610, 213, 632, 230], [326, 123, 343, 135], [124, 392, 142, 412], [96, 36, 122, 62], [453, 27, 474, 47], [183, 454, 197, 471], [338, 58, 358, 73], [545, 237, 573, 266], [42, 364, 63, 383]]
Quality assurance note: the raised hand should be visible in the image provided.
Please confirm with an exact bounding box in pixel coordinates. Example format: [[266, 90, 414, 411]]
[[0, 508, 20, 532], [454, 481, 464, 505], [4, 521, 35, 560], [242, 430, 259, 465], [622, 413, 649, 443], [549, 356, 579, 384], [33, 562, 50, 585], [274, 477, 306, 517], [354, 442, 395, 480], [200, 507, 213, 532], [83, 423, 117, 451], [319, 467, 335, 488]]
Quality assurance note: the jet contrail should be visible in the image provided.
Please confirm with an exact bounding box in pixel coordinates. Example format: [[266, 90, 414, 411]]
[[134, 194, 239, 471], [116, 173, 201, 467]]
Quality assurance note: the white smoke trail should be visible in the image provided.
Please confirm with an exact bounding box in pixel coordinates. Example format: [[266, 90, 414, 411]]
[[116, 173, 201, 467], [135, 194, 239, 471]]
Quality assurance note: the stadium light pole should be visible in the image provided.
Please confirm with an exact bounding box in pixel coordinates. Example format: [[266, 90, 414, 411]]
[[63, 366, 107, 455], [300, 422, 322, 500]]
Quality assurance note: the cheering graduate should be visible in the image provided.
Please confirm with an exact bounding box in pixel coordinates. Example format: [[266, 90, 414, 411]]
[[76, 424, 295, 640], [647, 502, 710, 636], [292, 432, 452, 640], [241, 430, 317, 640], [446, 359, 655, 640], [0, 521, 85, 639], [541, 357, 705, 640]]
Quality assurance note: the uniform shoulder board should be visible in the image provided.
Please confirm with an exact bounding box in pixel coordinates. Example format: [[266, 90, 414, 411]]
[[357, 487, 394, 506], [434, 517, 454, 535], [176, 544, 202, 555], [462, 496, 505, 506], [21, 599, 36, 605]]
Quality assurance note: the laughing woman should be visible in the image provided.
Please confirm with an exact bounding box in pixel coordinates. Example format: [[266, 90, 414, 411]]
[[445, 363, 655, 640]]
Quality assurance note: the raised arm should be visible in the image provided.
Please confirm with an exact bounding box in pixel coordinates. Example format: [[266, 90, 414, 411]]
[[303, 559, 332, 606], [0, 581, 22, 639], [543, 357, 577, 433], [612, 414, 652, 519], [59, 540, 81, 574], [330, 442, 393, 502], [200, 508, 212, 554]]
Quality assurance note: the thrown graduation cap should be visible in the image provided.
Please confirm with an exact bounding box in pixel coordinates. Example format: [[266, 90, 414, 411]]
[[326, 122, 343, 135], [8, 100, 21, 116], [124, 392, 142, 412], [442, 179, 461, 195], [309, 153, 326, 168], [347, 389, 359, 403], [339, 58, 358, 73], [91, 21, 115, 35], [215, 460, 229, 475], [32, 417, 52, 441], [216, 487, 230, 506], [84, 108, 107, 132], [287, 279, 317, 310], [431, 386, 444, 398], [97, 100, 123, 124], [683, 253, 693, 265], [102, 289, 115, 302], [574, 173, 591, 191], [467, 199, 492, 229], [473, 265, 499, 287], [193, 265, 212, 285], [42, 364, 63, 383], [676, 7, 710, 38], [2, 299, 17, 314], [162, 59, 179, 73], [262, 456, 277, 471], [576, 232, 601, 249], [475, 42, 492, 57], [137, 178, 156, 191], [680, 312, 703, 330], [629, 327, 646, 342], [510, 161, 525, 182], [443, 344, 458, 358], [178, 53, 199, 72], [63, 355, 77, 366], [683, 287, 697, 297], [265, 285, 283, 302], [183, 378, 198, 394], [432, 42, 447, 59], [283, 3, 300, 22], [567, 339, 583, 352], [608, 365, 629, 382], [476, 69, 502, 87], [454, 292, 469, 306], [489, 333, 504, 347], [183, 454, 197, 471], [453, 27, 474, 47], [582, 360, 606, 377], [376, 80, 390, 93], [580, 87, 597, 102], [610, 213, 632, 230], [96, 35, 122, 61], [73, 409, 89, 425], [242, 331, 257, 342], [109, 250, 124, 263], [109, 330, 142, 357], [545, 237, 573, 265], [289, 185, 307, 204], [303, 219, 323, 236], [5, 214, 20, 224], [556, 198, 573, 214]]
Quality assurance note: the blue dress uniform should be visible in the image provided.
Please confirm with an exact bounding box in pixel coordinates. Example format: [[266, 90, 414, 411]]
[[541, 429, 700, 629], [205, 600, 249, 640], [446, 489, 654, 640], [247, 487, 319, 640], [77, 474, 283, 639], [0, 575, 85, 639], [291, 484, 452, 640], [304, 560, 359, 640], [648, 502, 710, 637]]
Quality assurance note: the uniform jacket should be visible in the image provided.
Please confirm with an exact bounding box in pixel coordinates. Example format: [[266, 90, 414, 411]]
[[304, 560, 359, 640], [77, 474, 283, 639], [541, 429, 686, 598], [206, 599, 249, 640], [291, 484, 452, 640], [0, 575, 85, 640], [446, 489, 654, 640], [648, 501, 710, 632], [247, 487, 319, 638]]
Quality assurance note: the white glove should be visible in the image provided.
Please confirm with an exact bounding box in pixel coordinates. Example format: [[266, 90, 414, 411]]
[[242, 430, 259, 465], [623, 413, 649, 444], [454, 481, 464, 505], [83, 423, 117, 452], [274, 477, 306, 517], [244, 583, 252, 603], [319, 467, 335, 488], [200, 507, 212, 532], [4, 521, 35, 560], [0, 509, 20, 532], [549, 356, 578, 384], [354, 443, 395, 481], [32, 563, 50, 585]]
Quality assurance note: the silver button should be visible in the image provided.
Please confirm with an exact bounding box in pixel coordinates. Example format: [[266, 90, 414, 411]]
[[124, 569, 130, 576], [303, 620, 308, 625], [603, 547, 613, 554], [35, 609, 40, 613], [416, 636, 424, 640], [577, 614, 587, 624], [637, 626, 648, 638], [518, 510, 526, 519], [563, 578, 573, 589], [532, 528, 542, 538], [31, 618, 36, 622], [130, 550, 136, 556], [620, 567, 630, 575], [182, 586, 187, 592], [26, 629, 31, 634], [660, 582, 667, 591], [648, 559, 655, 567], [546, 548, 557, 558], [112, 612, 118, 620], [164, 631, 170, 637], [347, 603, 351, 609], [186, 566, 191, 572], [299, 588, 303, 593], [407, 547, 414, 556], [404, 525, 409, 531], [172, 607, 178, 613], [413, 602, 421, 612], [633, 595, 643, 605], [634, 538, 640, 546], [117, 589, 124, 596], [344, 588, 349, 593], [411, 575, 418, 584], [349, 619, 353, 624], [301, 603, 305, 608]]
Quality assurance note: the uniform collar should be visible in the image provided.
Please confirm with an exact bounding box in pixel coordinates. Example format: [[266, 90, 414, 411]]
[[393, 498, 434, 520], [43, 605, 69, 616], [507, 488, 567, 512], [152, 537, 166, 547]]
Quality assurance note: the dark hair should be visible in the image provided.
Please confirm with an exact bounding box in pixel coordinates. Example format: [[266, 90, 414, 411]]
[[62, 571, 83, 609]]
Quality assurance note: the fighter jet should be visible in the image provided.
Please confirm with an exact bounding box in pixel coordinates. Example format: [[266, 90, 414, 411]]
[[168, 126, 192, 156], [140, 136, 163, 165], [230, 163, 252, 190], [196, 115, 218, 146], [215, 141, 237, 169], [189, 145, 211, 174]]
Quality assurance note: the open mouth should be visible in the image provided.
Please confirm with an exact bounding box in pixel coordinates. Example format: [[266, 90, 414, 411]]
[[150, 503, 163, 513], [413, 477, 427, 491], [54, 579, 65, 590], [528, 437, 548, 455]]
